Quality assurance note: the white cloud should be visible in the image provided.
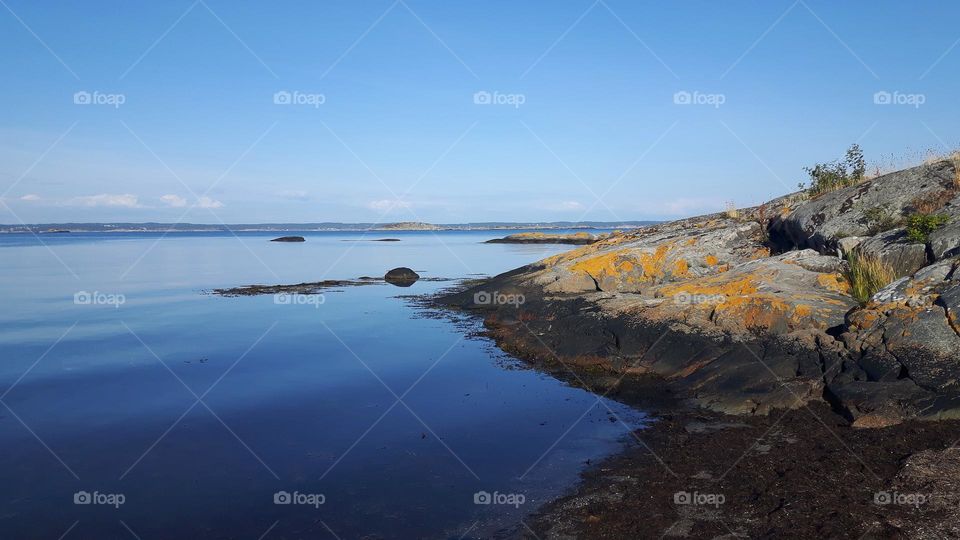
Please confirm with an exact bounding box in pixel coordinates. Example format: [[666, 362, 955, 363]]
[[197, 196, 224, 209], [537, 200, 585, 212], [67, 194, 141, 208], [278, 189, 309, 201], [160, 194, 188, 208], [367, 199, 412, 212], [660, 197, 724, 215], [19, 194, 41, 201]]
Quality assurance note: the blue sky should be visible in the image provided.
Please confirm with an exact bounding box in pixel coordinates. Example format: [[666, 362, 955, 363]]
[[1, 0, 958, 224]]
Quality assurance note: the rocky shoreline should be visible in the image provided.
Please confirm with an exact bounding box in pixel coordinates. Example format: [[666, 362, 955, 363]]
[[434, 159, 960, 538]]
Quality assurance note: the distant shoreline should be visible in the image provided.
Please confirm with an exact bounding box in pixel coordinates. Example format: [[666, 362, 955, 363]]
[[0, 221, 655, 234]]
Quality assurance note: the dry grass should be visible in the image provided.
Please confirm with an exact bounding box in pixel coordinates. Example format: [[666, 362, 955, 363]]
[[952, 153, 960, 189], [844, 252, 896, 306], [724, 201, 739, 219], [910, 191, 953, 215]]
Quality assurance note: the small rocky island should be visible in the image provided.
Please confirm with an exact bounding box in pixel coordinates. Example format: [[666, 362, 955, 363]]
[[485, 231, 602, 245], [439, 155, 960, 538], [270, 236, 305, 242]]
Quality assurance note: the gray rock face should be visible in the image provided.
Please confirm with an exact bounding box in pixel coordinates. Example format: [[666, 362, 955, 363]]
[[837, 236, 866, 257], [843, 257, 960, 421], [929, 220, 960, 260], [855, 228, 928, 277], [772, 160, 958, 253], [523, 214, 767, 295]]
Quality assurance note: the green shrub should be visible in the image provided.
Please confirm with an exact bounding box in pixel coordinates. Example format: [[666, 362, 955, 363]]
[[800, 144, 867, 196], [905, 213, 949, 243], [844, 252, 895, 306]]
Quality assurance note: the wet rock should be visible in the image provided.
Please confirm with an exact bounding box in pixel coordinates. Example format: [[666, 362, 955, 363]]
[[886, 448, 960, 538], [384, 267, 420, 287], [270, 236, 305, 242]]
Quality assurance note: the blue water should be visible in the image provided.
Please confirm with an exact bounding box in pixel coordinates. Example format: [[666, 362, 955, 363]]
[[0, 230, 644, 539]]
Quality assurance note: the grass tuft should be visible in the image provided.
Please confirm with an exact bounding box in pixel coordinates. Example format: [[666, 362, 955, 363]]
[[844, 252, 895, 306]]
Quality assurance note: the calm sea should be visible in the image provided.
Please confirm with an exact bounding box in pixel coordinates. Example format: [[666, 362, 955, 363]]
[[0, 230, 644, 539]]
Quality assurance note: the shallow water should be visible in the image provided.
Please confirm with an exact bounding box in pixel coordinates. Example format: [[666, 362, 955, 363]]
[[0, 230, 645, 539]]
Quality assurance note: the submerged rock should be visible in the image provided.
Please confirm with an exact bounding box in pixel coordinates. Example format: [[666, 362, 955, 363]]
[[270, 236, 305, 242], [384, 267, 420, 287]]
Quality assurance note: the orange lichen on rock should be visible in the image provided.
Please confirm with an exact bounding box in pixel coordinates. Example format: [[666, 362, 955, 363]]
[[569, 250, 633, 278], [660, 273, 759, 301], [751, 247, 771, 259], [636, 244, 671, 280], [674, 258, 689, 277], [817, 273, 850, 295], [705, 255, 719, 266]]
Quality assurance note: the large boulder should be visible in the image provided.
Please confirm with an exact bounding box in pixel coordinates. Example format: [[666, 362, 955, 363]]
[[930, 219, 960, 260], [384, 267, 420, 287], [772, 160, 959, 254], [855, 228, 928, 278]]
